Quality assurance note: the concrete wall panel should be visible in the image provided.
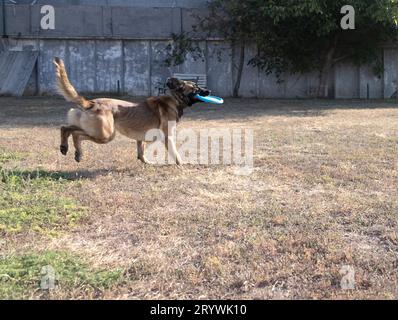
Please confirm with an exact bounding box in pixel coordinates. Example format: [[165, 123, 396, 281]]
[[124, 40, 151, 96], [238, 44, 259, 98], [335, 62, 359, 99], [306, 72, 320, 98], [150, 41, 174, 96], [102, 8, 113, 37], [109, 0, 207, 7], [182, 8, 209, 38], [68, 40, 96, 93], [111, 7, 180, 38], [285, 74, 309, 98], [38, 40, 67, 94], [207, 41, 232, 97], [15, 0, 208, 7], [95, 40, 123, 93], [359, 65, 383, 99], [5, 5, 31, 36], [24, 63, 38, 96], [383, 48, 398, 98], [7, 39, 39, 51], [258, 72, 285, 98], [174, 41, 206, 75], [0, 5, 4, 37]]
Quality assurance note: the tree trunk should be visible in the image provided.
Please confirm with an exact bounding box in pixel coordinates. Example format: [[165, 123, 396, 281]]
[[317, 47, 336, 99], [233, 43, 245, 98], [317, 37, 338, 99]]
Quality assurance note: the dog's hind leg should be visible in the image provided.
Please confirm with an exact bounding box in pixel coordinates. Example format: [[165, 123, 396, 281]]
[[71, 131, 95, 163], [60, 125, 80, 155], [71, 130, 115, 163]]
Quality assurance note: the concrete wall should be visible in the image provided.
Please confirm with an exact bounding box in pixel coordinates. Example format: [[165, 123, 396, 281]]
[[2, 4, 206, 39], [383, 48, 398, 98], [10, 38, 237, 96], [1, 3, 397, 98], [11, 0, 207, 8], [6, 38, 396, 98]]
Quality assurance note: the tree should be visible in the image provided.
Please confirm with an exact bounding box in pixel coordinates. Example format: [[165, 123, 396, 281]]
[[199, 0, 256, 97], [201, 0, 398, 98]]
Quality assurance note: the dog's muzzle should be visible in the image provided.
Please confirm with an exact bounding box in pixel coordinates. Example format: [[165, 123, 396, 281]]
[[188, 89, 210, 106]]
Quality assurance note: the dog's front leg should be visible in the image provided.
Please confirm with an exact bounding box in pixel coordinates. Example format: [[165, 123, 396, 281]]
[[165, 135, 182, 165], [137, 141, 152, 165]]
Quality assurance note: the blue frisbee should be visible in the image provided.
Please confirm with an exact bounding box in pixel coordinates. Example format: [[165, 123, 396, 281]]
[[195, 94, 224, 105]]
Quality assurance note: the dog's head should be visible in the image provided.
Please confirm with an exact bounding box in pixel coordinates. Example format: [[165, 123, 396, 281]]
[[166, 78, 210, 107]]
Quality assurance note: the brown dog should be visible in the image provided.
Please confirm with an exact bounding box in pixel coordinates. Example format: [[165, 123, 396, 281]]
[[53, 57, 210, 165]]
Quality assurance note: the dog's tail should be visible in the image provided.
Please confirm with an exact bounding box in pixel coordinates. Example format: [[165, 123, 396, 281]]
[[53, 57, 93, 110]]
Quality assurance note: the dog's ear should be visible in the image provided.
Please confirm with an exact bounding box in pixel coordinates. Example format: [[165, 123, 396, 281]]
[[167, 78, 185, 91], [177, 81, 185, 90]]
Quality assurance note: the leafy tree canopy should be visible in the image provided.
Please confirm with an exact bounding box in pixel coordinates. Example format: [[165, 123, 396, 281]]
[[200, 0, 398, 97]]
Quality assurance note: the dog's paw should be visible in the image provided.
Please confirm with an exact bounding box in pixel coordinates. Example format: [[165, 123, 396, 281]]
[[138, 157, 153, 165], [60, 145, 68, 155], [74, 151, 82, 163]]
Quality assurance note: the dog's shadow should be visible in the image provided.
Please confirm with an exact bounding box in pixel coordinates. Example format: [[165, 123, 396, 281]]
[[2, 167, 127, 182]]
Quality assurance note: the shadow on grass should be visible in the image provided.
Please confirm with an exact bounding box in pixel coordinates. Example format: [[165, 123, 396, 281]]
[[187, 99, 398, 121], [1, 168, 118, 182], [1, 97, 398, 128]]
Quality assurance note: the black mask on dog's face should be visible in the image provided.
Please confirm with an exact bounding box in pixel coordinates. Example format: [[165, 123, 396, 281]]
[[166, 78, 210, 107]]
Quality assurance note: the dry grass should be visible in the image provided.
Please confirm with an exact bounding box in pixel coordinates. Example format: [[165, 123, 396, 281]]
[[0, 96, 397, 300]]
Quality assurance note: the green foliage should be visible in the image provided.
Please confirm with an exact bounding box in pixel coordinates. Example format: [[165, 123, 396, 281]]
[[199, 0, 255, 43], [250, 0, 398, 78], [0, 251, 122, 299], [202, 0, 398, 82], [0, 149, 86, 235], [0, 150, 23, 165], [164, 32, 205, 67]]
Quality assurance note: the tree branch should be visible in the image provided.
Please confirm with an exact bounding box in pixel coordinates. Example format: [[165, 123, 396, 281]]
[[333, 54, 353, 65]]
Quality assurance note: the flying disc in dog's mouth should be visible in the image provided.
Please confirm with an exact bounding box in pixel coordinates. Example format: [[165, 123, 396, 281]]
[[194, 95, 224, 105], [165, 78, 223, 105]]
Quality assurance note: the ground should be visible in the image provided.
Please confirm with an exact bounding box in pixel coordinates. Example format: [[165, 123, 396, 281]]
[[0, 97, 397, 300]]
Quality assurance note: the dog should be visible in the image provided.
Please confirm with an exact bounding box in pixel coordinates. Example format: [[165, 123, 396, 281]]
[[53, 57, 210, 165]]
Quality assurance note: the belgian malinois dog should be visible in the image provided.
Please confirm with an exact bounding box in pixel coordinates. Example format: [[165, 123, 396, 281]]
[[53, 57, 210, 165]]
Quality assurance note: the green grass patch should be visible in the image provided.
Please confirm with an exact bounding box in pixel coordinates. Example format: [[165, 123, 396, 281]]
[[0, 149, 24, 165], [0, 149, 86, 235], [0, 251, 122, 299]]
